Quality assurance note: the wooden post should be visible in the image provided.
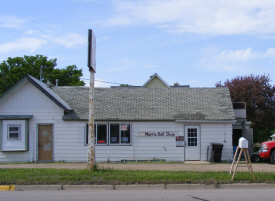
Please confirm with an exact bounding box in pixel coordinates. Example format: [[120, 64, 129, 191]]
[[87, 70, 95, 171]]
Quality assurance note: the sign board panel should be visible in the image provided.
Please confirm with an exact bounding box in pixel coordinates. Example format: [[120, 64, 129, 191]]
[[121, 124, 128, 131], [88, 29, 96, 72], [139, 131, 177, 137], [176, 136, 184, 147]]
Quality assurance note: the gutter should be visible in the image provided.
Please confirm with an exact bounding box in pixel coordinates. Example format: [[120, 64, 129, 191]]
[[175, 120, 236, 123]]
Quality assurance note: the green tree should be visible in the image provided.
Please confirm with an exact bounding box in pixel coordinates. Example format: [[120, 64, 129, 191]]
[[216, 74, 275, 142], [47, 65, 85, 86], [120, 84, 129, 87], [0, 55, 84, 95]]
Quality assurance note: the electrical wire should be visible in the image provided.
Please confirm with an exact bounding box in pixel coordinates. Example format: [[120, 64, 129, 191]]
[[81, 78, 133, 86]]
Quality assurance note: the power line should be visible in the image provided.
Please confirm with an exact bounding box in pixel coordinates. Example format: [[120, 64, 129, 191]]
[[81, 78, 133, 86]]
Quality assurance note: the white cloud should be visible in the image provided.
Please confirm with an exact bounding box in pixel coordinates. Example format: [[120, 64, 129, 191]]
[[219, 48, 255, 61], [0, 15, 28, 29], [265, 48, 275, 58], [54, 33, 86, 48], [97, 36, 110, 42], [199, 47, 275, 73], [94, 78, 112, 87], [106, 0, 275, 35], [219, 48, 275, 61], [24, 30, 38, 35], [0, 31, 87, 54], [0, 37, 46, 53], [144, 63, 158, 68]]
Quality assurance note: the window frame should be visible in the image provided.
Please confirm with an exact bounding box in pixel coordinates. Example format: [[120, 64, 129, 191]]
[[1, 120, 29, 152], [85, 123, 108, 146], [85, 122, 131, 146], [95, 123, 108, 145], [109, 123, 131, 145], [7, 124, 21, 140]]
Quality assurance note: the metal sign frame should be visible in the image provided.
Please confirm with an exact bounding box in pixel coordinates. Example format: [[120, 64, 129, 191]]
[[88, 29, 96, 72]]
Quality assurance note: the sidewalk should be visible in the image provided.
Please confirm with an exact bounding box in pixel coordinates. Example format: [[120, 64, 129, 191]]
[[0, 161, 274, 172]]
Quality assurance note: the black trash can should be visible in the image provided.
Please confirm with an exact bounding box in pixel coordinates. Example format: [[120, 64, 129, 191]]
[[210, 143, 223, 162]]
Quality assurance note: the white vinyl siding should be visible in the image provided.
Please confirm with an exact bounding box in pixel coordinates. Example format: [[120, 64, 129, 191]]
[[200, 123, 233, 161], [0, 82, 64, 162], [0, 81, 233, 163], [131, 122, 184, 162]]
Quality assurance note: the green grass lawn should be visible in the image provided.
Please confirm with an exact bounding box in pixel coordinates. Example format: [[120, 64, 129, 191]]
[[1, 168, 274, 185]]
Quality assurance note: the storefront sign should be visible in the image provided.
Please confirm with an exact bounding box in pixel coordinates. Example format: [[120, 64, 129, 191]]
[[176, 136, 184, 147], [139, 132, 177, 137], [121, 124, 128, 131]]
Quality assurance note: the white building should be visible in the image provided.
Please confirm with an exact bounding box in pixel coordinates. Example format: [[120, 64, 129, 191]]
[[0, 74, 235, 163]]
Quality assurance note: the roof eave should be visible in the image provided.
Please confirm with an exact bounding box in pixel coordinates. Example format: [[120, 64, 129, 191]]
[[0, 115, 33, 120], [175, 119, 236, 123]]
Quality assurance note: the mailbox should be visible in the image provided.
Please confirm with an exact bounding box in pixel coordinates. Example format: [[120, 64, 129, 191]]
[[238, 137, 248, 149]]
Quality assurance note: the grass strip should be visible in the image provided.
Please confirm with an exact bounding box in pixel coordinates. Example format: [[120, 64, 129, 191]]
[[0, 168, 274, 185]]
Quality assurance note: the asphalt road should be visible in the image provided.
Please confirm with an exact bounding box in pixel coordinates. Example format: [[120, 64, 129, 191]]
[[1, 189, 275, 201]]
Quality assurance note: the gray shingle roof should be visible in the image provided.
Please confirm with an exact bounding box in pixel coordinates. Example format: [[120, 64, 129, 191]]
[[52, 86, 235, 121], [0, 115, 33, 120]]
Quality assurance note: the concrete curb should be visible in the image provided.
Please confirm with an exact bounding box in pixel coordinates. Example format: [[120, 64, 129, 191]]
[[0, 185, 15, 191], [1, 183, 272, 191]]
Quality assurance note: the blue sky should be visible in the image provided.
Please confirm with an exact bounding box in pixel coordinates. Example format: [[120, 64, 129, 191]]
[[1, 0, 275, 87]]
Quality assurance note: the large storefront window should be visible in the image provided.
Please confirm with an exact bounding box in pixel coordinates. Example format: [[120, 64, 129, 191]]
[[110, 123, 131, 144], [85, 123, 131, 145]]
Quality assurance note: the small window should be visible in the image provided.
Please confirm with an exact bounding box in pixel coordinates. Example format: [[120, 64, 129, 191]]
[[187, 128, 197, 146], [7, 124, 21, 140]]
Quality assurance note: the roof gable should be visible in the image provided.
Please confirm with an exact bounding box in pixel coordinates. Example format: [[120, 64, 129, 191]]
[[143, 73, 170, 88], [0, 75, 71, 113]]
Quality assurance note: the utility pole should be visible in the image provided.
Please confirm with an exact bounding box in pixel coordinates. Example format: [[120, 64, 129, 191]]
[[87, 29, 96, 171], [87, 69, 95, 171]]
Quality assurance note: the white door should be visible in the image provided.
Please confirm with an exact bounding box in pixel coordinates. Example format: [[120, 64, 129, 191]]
[[185, 126, 200, 161]]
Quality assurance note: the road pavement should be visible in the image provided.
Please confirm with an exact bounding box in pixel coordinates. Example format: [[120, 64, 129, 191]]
[[1, 189, 275, 201]]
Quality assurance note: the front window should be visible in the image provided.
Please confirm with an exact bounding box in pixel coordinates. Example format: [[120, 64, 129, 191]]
[[7, 124, 21, 140], [85, 123, 131, 145], [96, 124, 107, 144], [110, 123, 131, 144], [110, 124, 119, 144], [120, 124, 130, 144]]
